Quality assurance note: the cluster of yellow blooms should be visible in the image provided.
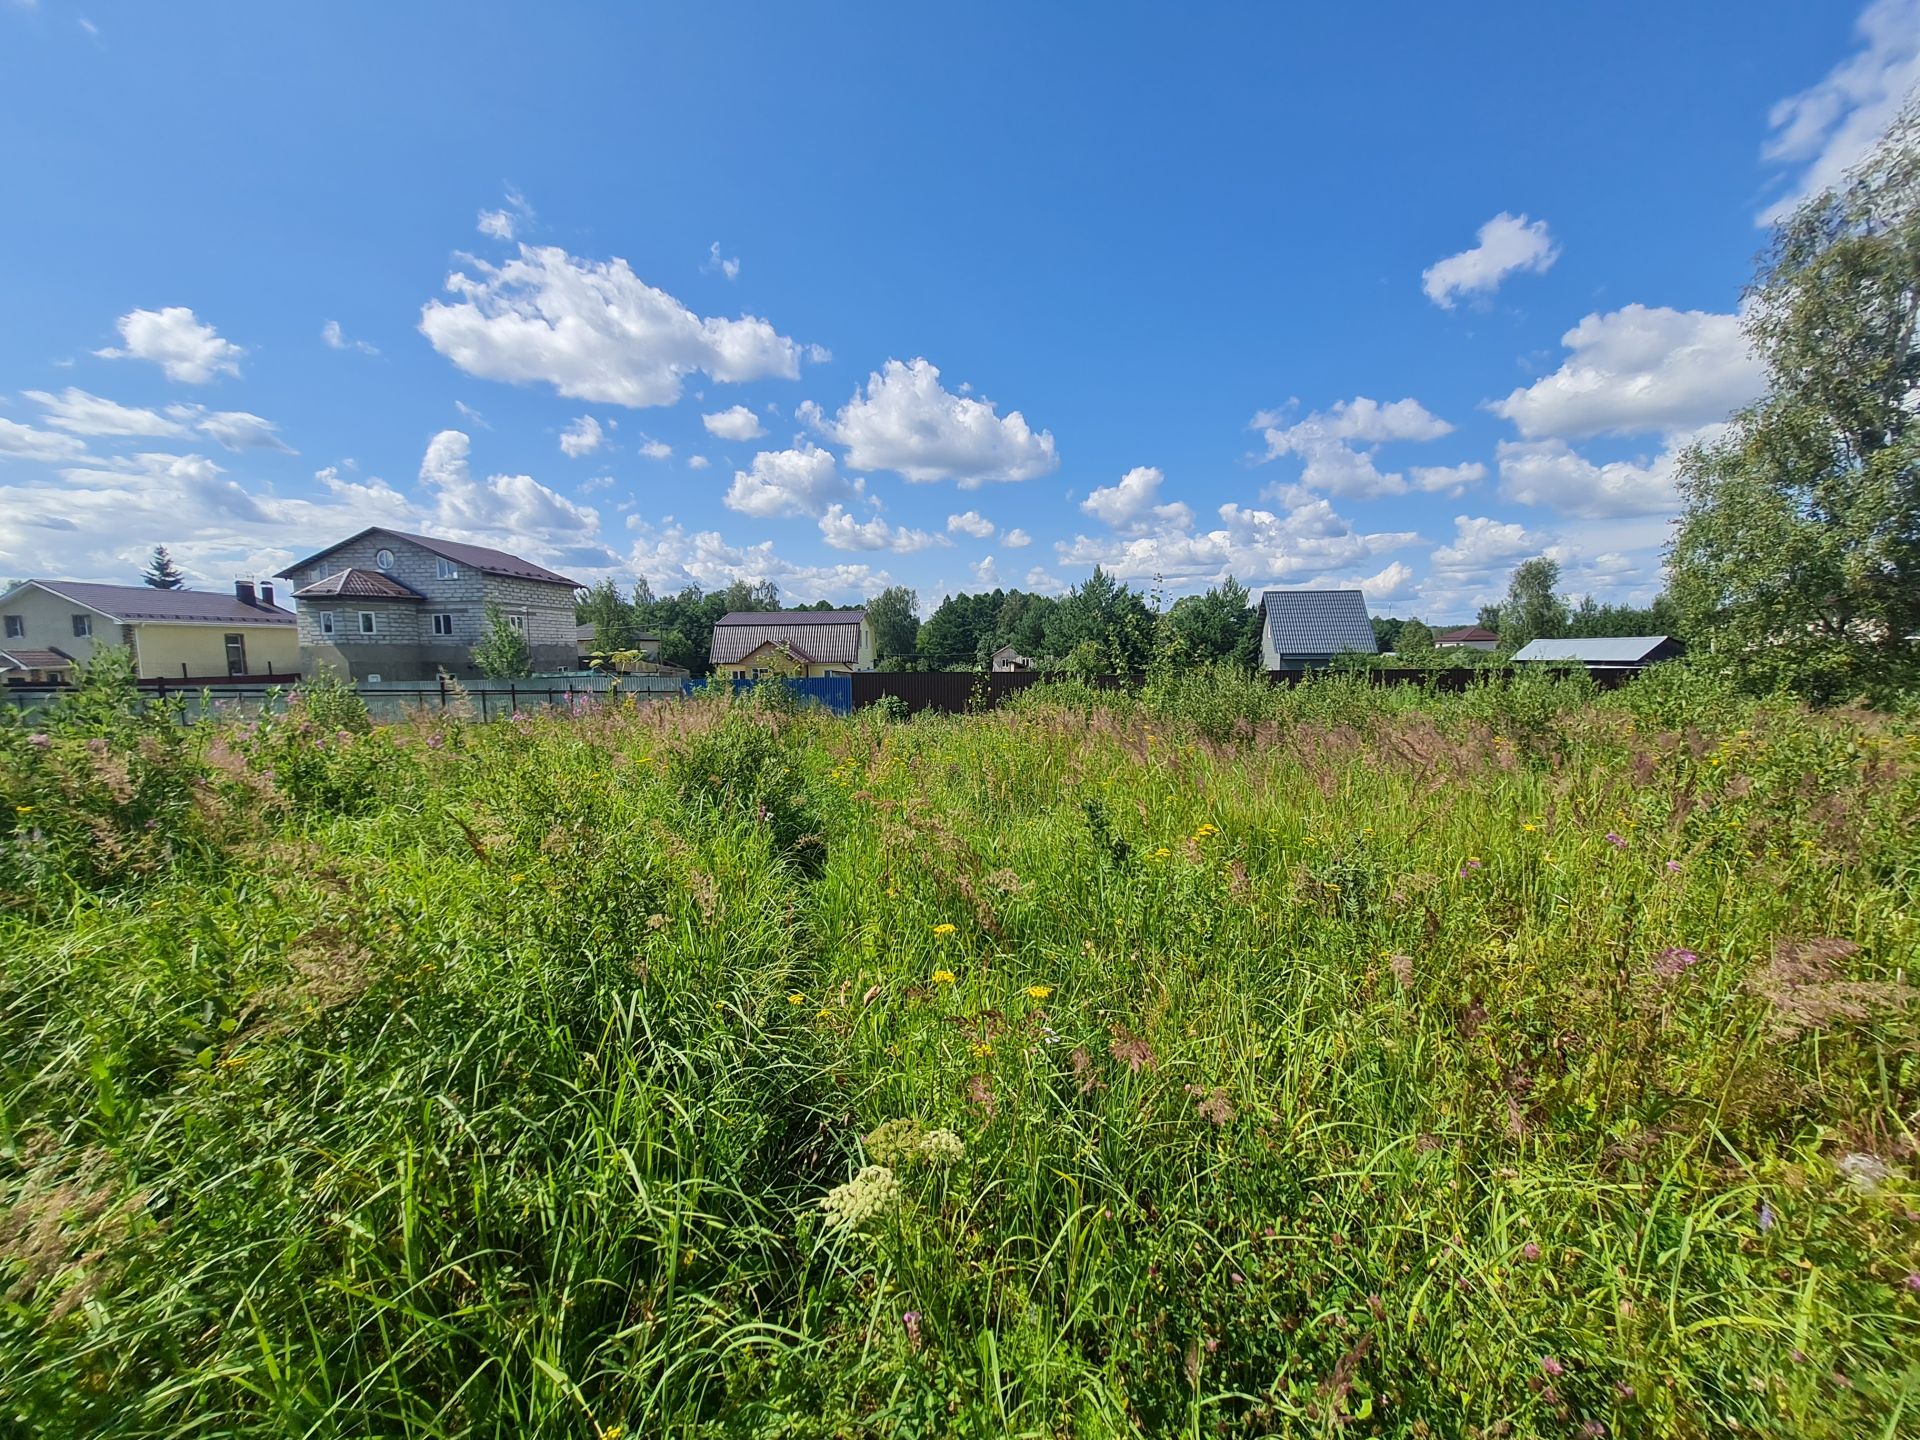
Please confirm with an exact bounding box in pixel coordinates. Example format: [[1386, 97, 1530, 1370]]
[[932, 922, 957, 937]]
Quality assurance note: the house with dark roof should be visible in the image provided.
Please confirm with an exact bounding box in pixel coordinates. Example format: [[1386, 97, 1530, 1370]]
[[0, 579, 297, 681], [1510, 636, 1684, 672], [710, 610, 873, 678], [278, 528, 583, 680], [1259, 589, 1377, 672], [1434, 624, 1500, 651]]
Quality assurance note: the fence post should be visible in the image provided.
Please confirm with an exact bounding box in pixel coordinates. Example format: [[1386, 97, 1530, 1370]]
[[508, 683, 517, 715], [439, 675, 448, 710]]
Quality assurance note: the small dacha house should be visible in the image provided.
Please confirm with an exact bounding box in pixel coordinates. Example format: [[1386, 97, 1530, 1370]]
[[0, 578, 297, 681], [1510, 636, 1684, 673], [710, 610, 873, 678], [1259, 589, 1377, 672], [279, 528, 581, 681]]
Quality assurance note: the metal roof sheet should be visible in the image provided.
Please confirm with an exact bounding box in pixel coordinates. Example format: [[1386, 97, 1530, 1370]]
[[1511, 636, 1679, 663], [278, 528, 582, 588], [710, 611, 865, 664], [16, 580, 295, 625], [1260, 589, 1376, 656], [291, 568, 426, 600]]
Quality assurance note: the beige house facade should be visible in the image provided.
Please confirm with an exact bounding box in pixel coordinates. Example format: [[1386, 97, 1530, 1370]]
[[0, 579, 297, 681]]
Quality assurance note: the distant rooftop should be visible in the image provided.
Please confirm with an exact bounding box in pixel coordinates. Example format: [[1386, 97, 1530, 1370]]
[[1260, 589, 1376, 656], [8, 580, 294, 626], [291, 568, 425, 601], [1511, 636, 1682, 665], [711, 609, 866, 665], [1435, 624, 1499, 644], [279, 527, 582, 588]]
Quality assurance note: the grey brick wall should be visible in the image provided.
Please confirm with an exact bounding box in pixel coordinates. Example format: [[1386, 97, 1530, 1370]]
[[286, 534, 577, 677]]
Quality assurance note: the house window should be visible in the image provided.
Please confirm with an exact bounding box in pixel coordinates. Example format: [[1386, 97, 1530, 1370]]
[[319, 611, 336, 635], [374, 548, 396, 571], [436, 558, 459, 580], [3, 616, 21, 639], [224, 633, 246, 676], [432, 613, 454, 636], [359, 612, 377, 635], [507, 613, 526, 633], [72, 615, 91, 639]]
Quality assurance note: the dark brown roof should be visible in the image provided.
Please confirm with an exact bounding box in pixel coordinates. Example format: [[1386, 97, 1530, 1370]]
[[277, 527, 582, 588], [15, 580, 294, 625], [1435, 625, 1499, 643], [710, 610, 865, 665], [291, 568, 426, 601], [0, 648, 75, 670]]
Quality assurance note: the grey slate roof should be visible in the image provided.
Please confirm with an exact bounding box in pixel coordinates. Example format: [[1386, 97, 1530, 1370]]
[[19, 580, 294, 625], [278, 528, 582, 588], [291, 568, 425, 601], [1511, 636, 1680, 664], [710, 610, 865, 665], [1260, 589, 1376, 656]]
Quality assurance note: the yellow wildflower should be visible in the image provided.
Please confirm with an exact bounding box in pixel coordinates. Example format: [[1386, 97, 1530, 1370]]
[[931, 969, 956, 985], [1522, 823, 1538, 833], [932, 922, 957, 937], [14, 805, 31, 814], [816, 1007, 832, 1020], [1152, 846, 1171, 859], [972, 1041, 993, 1059], [1026, 984, 1054, 1000], [788, 992, 805, 1005]]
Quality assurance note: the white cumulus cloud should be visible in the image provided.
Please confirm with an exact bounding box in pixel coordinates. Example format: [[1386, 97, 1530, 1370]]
[[722, 442, 856, 519], [559, 415, 605, 458], [818, 504, 946, 553], [1252, 397, 1455, 500], [1761, 0, 1920, 220], [815, 358, 1058, 486], [1080, 465, 1194, 532], [702, 404, 766, 441], [1002, 527, 1032, 548], [322, 319, 379, 355], [26, 387, 187, 438], [1421, 213, 1559, 309], [946, 510, 996, 539], [419, 429, 600, 545], [706, 242, 741, 280], [170, 405, 296, 453], [420, 245, 805, 407], [0, 417, 90, 463], [95, 307, 244, 383]]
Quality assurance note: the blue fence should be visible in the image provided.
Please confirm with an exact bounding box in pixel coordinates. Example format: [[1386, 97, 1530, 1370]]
[[682, 674, 853, 715]]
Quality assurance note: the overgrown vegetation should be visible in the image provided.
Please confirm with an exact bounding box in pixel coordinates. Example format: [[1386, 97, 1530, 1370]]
[[3, 664, 1917, 1437]]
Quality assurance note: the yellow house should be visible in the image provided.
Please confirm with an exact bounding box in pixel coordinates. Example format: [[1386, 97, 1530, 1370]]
[[709, 609, 873, 678], [0, 579, 299, 682]]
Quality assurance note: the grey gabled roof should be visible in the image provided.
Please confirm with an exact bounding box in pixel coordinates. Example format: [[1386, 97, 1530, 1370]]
[[11, 580, 294, 626], [278, 528, 582, 588], [1260, 589, 1376, 656], [1512, 636, 1680, 664], [710, 610, 865, 665]]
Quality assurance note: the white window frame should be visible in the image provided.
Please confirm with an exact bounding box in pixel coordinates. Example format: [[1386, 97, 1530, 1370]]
[[436, 558, 460, 580], [3, 615, 22, 639], [359, 611, 377, 635], [72, 614, 92, 639], [319, 611, 336, 636], [374, 548, 396, 571], [432, 613, 455, 636], [507, 613, 527, 633]]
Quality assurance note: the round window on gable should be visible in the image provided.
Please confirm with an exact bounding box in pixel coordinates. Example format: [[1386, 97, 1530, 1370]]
[[375, 548, 395, 571]]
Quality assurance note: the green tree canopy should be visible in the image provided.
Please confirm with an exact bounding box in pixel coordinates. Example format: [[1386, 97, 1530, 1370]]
[[1493, 557, 1570, 651], [865, 586, 920, 666], [1396, 618, 1435, 654], [1160, 577, 1261, 672], [575, 577, 638, 653], [1043, 567, 1154, 674], [472, 602, 533, 678], [1670, 103, 1920, 703], [142, 545, 186, 590]]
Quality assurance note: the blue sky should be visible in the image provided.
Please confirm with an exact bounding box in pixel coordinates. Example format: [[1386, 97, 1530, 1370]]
[[3, 1, 1915, 619]]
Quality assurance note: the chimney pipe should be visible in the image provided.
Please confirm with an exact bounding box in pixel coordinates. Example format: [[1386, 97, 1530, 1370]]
[[259, 581, 276, 609], [235, 579, 256, 606]]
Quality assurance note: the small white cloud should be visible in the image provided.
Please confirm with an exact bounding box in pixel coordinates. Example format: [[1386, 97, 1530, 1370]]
[[687, 454, 711, 470], [705, 242, 741, 281], [26, 387, 186, 438], [972, 554, 1001, 587], [0, 417, 89, 463], [638, 437, 672, 460], [322, 319, 378, 355], [816, 357, 1058, 486], [559, 415, 605, 458], [1409, 461, 1487, 497], [1430, 514, 1549, 573], [1252, 397, 1454, 499], [170, 405, 296, 453], [1421, 212, 1559, 309], [1357, 560, 1417, 603], [477, 187, 533, 241], [95, 306, 244, 383], [1081, 465, 1194, 533], [818, 503, 946, 553], [419, 428, 600, 544], [1490, 304, 1763, 440], [1496, 434, 1707, 520], [723, 442, 856, 519], [805, 343, 832, 365], [1002, 527, 1031, 549], [1761, 0, 1920, 220], [702, 405, 766, 441], [421, 244, 805, 407], [946, 510, 996, 539], [453, 400, 489, 427]]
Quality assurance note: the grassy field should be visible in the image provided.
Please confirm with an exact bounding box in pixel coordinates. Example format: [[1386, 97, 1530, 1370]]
[[3, 666, 1918, 1438]]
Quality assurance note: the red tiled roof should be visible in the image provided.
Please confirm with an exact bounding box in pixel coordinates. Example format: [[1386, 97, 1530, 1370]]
[[0, 648, 74, 670], [291, 568, 426, 600], [1436, 625, 1499, 643]]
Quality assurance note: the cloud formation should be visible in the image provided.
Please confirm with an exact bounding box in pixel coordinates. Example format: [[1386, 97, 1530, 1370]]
[[814, 358, 1058, 485], [1421, 213, 1558, 309], [95, 307, 244, 383]]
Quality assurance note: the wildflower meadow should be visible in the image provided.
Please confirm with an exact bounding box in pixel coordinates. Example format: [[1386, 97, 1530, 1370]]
[[2, 662, 1917, 1437]]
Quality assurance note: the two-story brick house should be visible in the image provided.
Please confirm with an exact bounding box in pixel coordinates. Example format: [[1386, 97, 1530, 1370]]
[[279, 528, 582, 681]]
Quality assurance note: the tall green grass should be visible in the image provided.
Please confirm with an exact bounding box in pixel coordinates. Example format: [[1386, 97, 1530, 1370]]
[[3, 668, 1916, 1437]]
